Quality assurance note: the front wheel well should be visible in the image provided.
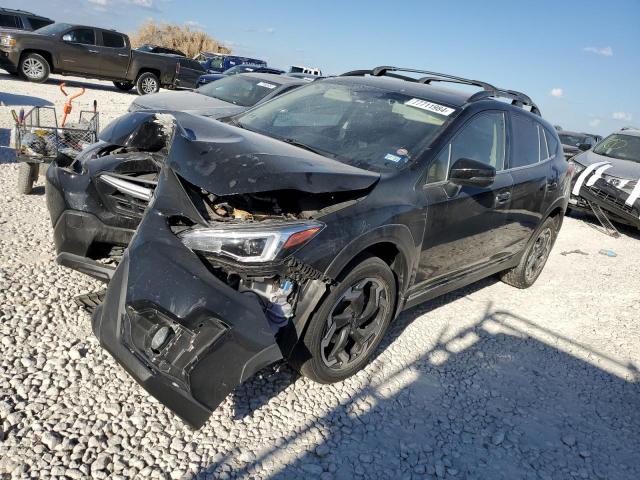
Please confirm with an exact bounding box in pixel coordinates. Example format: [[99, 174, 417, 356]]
[[547, 205, 565, 230], [20, 50, 53, 69]]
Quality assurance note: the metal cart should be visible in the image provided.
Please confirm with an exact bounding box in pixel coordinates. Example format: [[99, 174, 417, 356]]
[[13, 106, 99, 194]]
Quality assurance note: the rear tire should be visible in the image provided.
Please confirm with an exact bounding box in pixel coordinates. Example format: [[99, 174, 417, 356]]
[[136, 72, 160, 95], [19, 53, 50, 83], [290, 256, 396, 383], [113, 81, 134, 92], [17, 163, 38, 194], [500, 216, 558, 289]]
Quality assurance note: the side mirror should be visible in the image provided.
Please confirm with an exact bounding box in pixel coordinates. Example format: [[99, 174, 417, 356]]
[[449, 158, 496, 188], [62, 33, 74, 42], [578, 143, 591, 151]]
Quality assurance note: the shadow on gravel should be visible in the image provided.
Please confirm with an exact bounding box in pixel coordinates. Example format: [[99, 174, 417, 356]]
[[193, 282, 640, 480], [0, 91, 53, 107], [0, 127, 16, 164]]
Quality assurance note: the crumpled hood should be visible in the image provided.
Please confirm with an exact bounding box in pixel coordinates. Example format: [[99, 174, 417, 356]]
[[97, 111, 380, 196], [167, 112, 380, 195], [573, 149, 640, 180], [130, 91, 245, 118]]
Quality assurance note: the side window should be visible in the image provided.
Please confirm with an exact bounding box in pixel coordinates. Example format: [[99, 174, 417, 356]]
[[426, 111, 505, 183], [544, 128, 559, 158], [450, 112, 506, 170], [65, 29, 95, 45], [510, 114, 540, 168], [102, 31, 125, 48], [0, 14, 21, 29]]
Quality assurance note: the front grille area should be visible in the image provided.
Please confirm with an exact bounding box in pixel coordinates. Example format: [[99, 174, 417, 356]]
[[98, 172, 158, 218], [586, 184, 634, 214]]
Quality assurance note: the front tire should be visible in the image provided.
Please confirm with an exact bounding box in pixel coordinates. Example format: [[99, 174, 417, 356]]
[[290, 256, 396, 383], [500, 216, 558, 289], [19, 53, 50, 83], [113, 80, 134, 92], [136, 72, 160, 95]]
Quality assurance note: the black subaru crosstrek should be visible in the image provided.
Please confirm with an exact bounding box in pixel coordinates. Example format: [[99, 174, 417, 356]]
[[51, 67, 570, 428]]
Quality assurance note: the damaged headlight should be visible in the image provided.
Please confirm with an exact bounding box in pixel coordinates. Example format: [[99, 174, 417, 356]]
[[178, 221, 323, 263]]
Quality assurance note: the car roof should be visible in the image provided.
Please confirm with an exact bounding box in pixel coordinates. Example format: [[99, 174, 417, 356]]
[[329, 74, 480, 108], [617, 128, 640, 137], [0, 8, 51, 19], [241, 72, 305, 85]]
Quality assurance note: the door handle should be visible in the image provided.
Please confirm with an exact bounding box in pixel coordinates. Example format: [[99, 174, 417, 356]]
[[495, 191, 511, 205], [88, 49, 99, 54], [118, 53, 128, 57], [547, 181, 558, 191]]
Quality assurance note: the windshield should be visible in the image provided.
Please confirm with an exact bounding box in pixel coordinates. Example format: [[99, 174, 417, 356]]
[[223, 65, 255, 75], [235, 81, 453, 172], [196, 75, 280, 107], [34, 22, 71, 36], [593, 134, 640, 163], [559, 133, 589, 147]]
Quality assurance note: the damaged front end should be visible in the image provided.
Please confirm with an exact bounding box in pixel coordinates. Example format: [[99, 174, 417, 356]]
[[92, 112, 378, 427], [45, 113, 176, 280], [571, 160, 640, 229]]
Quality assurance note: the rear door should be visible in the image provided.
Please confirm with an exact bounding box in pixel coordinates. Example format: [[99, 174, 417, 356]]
[[59, 27, 100, 75], [96, 30, 130, 78], [416, 110, 514, 285], [501, 113, 553, 255]]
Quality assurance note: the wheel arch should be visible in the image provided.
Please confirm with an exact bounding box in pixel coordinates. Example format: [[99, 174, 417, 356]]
[[20, 49, 54, 70], [325, 224, 417, 314]]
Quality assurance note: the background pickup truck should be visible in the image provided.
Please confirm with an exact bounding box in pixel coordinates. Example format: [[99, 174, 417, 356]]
[[0, 22, 204, 94]]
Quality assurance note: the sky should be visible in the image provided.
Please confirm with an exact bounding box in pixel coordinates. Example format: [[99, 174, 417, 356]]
[[8, 0, 640, 135]]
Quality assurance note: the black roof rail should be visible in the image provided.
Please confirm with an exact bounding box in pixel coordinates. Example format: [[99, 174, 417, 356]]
[[340, 66, 541, 116]]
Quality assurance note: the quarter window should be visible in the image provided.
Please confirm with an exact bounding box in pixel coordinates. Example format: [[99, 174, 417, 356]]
[[102, 31, 125, 48], [537, 125, 550, 161], [65, 29, 95, 45], [510, 114, 540, 168], [544, 128, 559, 158]]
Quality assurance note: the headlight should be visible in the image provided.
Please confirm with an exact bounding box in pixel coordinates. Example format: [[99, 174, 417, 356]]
[[0, 35, 16, 47], [179, 221, 323, 263]]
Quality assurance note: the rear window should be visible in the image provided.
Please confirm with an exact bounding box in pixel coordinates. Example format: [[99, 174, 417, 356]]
[[102, 31, 125, 48], [511, 114, 540, 168], [0, 14, 22, 29], [27, 17, 52, 30]]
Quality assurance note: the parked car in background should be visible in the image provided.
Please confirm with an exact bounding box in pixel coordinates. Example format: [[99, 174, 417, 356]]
[[557, 130, 597, 159], [0, 22, 189, 94], [173, 56, 206, 89], [197, 63, 284, 87], [195, 52, 266, 73], [130, 72, 304, 115], [569, 128, 640, 229], [0, 8, 53, 31], [582, 132, 603, 143], [136, 43, 186, 57], [45, 73, 308, 280], [289, 65, 322, 76], [59, 66, 568, 428]]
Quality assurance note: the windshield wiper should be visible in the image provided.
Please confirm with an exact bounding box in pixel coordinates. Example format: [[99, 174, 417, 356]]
[[280, 137, 324, 156]]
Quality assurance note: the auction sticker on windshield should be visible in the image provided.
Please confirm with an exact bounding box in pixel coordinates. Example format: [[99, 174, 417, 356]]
[[405, 98, 455, 116], [257, 82, 276, 89]]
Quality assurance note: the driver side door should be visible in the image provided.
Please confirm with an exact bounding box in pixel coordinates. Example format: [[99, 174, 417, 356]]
[[58, 28, 101, 75], [415, 110, 515, 286]]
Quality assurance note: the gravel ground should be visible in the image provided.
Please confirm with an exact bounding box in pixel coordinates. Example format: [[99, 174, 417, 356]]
[[1, 73, 640, 479]]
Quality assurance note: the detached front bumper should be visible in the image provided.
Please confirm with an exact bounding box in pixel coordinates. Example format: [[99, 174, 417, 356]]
[[92, 211, 282, 428], [45, 160, 137, 278]]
